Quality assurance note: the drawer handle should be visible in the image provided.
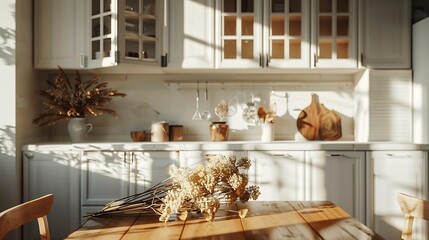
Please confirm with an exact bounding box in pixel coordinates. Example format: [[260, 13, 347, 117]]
[[324, 153, 353, 159], [271, 154, 294, 158], [386, 153, 412, 157]]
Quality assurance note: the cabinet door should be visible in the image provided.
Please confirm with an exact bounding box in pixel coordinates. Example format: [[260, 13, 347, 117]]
[[248, 151, 305, 201], [168, 0, 215, 69], [362, 0, 411, 69], [368, 151, 428, 240], [311, 0, 357, 68], [34, 0, 86, 69], [264, 0, 310, 68], [23, 151, 80, 239], [133, 151, 179, 193], [81, 151, 131, 205], [119, 0, 164, 65], [87, 0, 118, 68], [305, 151, 365, 222], [215, 0, 263, 68]]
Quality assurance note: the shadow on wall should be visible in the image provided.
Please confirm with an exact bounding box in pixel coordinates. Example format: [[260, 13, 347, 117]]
[[0, 3, 16, 65], [0, 125, 16, 211]]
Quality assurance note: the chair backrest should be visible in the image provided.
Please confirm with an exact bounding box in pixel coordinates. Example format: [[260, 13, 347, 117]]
[[397, 193, 429, 240], [0, 194, 54, 240]]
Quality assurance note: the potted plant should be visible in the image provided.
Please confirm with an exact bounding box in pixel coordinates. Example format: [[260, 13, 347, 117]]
[[33, 66, 126, 142]]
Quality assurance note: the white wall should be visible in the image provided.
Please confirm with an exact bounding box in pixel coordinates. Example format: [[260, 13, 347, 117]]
[[44, 73, 356, 142], [0, 0, 18, 216]]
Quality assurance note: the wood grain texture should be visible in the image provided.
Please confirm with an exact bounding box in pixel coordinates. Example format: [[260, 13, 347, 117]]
[[297, 94, 342, 141], [297, 94, 321, 140], [290, 201, 379, 240], [66, 201, 378, 240]]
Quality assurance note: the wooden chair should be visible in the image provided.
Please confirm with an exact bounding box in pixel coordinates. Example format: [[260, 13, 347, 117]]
[[397, 193, 429, 240], [0, 194, 54, 240]]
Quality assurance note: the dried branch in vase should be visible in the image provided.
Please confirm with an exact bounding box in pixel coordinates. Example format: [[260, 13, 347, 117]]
[[33, 66, 126, 126], [87, 154, 260, 222]]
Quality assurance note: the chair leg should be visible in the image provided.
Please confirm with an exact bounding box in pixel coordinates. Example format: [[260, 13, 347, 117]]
[[37, 216, 51, 240], [402, 215, 414, 240]]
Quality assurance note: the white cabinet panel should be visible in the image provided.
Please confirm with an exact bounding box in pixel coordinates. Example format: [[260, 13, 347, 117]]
[[23, 151, 80, 239], [362, 0, 411, 68], [133, 151, 179, 193], [305, 151, 365, 222], [248, 151, 305, 201], [168, 0, 215, 69], [368, 151, 428, 240], [34, 0, 86, 69], [81, 151, 131, 205]]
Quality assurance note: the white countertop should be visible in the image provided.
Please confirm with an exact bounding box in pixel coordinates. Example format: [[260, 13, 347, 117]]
[[22, 141, 427, 151]]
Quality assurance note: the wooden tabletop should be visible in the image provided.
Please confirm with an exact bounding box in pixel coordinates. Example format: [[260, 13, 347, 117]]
[[66, 201, 379, 240]]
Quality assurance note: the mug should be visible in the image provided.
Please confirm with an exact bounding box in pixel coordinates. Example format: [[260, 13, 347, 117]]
[[151, 121, 169, 142]]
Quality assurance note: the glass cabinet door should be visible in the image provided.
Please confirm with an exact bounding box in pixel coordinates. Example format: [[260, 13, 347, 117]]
[[266, 0, 310, 68], [122, 0, 159, 63], [89, 0, 117, 68], [313, 0, 356, 68], [217, 0, 262, 68]]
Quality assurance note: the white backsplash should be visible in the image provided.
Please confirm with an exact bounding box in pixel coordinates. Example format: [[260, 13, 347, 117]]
[[47, 75, 355, 142]]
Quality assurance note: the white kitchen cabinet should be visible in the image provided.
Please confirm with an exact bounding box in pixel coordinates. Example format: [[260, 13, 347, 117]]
[[215, 0, 310, 69], [247, 151, 305, 201], [367, 151, 428, 240], [80, 150, 179, 221], [87, 0, 166, 68], [23, 150, 80, 240], [305, 151, 366, 222], [34, 0, 86, 69], [311, 0, 358, 68], [214, 0, 358, 69], [362, 0, 411, 69], [81, 151, 131, 206], [168, 0, 215, 69]]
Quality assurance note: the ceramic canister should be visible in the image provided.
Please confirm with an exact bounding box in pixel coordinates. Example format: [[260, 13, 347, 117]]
[[169, 125, 184, 141], [151, 121, 169, 142]]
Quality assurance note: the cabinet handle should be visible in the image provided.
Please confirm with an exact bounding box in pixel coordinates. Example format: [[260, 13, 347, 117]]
[[360, 53, 364, 66], [80, 53, 84, 68], [271, 153, 294, 158], [24, 152, 34, 160], [386, 153, 412, 158], [265, 53, 269, 67], [259, 53, 262, 67], [314, 53, 318, 67], [161, 53, 168, 67], [324, 153, 353, 159]]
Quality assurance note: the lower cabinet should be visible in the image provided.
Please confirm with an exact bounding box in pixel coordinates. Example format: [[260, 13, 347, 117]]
[[23, 150, 81, 240], [247, 151, 306, 201], [80, 150, 180, 223], [305, 151, 366, 223], [247, 150, 366, 222], [367, 151, 429, 240]]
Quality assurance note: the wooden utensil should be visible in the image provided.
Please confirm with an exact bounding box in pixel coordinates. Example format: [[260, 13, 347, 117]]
[[296, 94, 342, 141], [297, 94, 321, 140], [318, 104, 342, 140]]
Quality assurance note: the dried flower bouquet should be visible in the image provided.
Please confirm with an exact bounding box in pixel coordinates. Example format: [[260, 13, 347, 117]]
[[88, 154, 260, 222], [33, 66, 126, 127]]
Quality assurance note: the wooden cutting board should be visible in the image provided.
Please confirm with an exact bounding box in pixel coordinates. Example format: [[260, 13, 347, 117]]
[[318, 104, 342, 141], [297, 94, 342, 141], [297, 94, 321, 140]]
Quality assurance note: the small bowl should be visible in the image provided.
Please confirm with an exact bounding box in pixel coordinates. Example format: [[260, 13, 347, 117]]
[[130, 131, 146, 142]]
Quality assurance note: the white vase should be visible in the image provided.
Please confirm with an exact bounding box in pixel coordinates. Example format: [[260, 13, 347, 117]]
[[67, 118, 93, 143], [261, 123, 275, 142]]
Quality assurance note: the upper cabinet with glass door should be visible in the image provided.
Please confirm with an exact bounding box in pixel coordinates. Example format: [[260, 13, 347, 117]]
[[216, 0, 263, 68], [87, 0, 164, 69], [265, 0, 310, 68], [215, 0, 310, 69], [311, 0, 357, 68]]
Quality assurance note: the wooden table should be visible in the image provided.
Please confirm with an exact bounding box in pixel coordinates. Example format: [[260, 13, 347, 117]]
[[66, 201, 379, 240]]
